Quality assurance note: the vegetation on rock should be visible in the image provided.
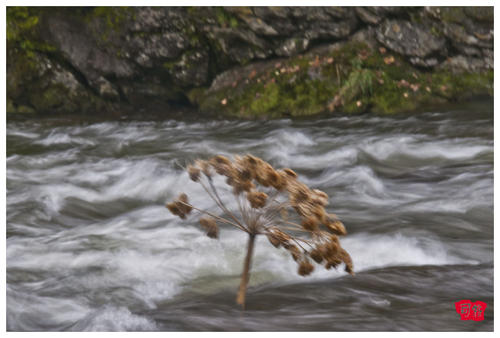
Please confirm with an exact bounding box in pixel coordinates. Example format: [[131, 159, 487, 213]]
[[195, 41, 493, 117]]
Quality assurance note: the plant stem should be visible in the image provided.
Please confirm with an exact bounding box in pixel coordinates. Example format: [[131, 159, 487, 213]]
[[236, 233, 256, 309]]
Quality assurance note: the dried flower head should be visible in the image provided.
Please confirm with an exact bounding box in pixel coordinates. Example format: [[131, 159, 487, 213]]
[[326, 219, 347, 236], [187, 165, 201, 182], [166, 154, 353, 308], [196, 160, 212, 177], [288, 244, 302, 261], [283, 168, 298, 179], [247, 191, 268, 208], [298, 259, 315, 276], [312, 189, 329, 206], [166, 193, 193, 219], [301, 217, 319, 232], [200, 216, 219, 239], [309, 248, 324, 264], [166, 202, 184, 219], [266, 233, 281, 248]]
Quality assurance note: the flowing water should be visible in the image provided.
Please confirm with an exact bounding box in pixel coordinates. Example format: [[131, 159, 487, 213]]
[[6, 101, 493, 331]]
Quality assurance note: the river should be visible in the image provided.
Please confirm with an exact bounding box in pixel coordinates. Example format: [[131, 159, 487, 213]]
[[6, 100, 493, 331]]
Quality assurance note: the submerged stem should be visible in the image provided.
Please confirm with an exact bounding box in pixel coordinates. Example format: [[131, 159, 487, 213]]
[[236, 233, 256, 310]]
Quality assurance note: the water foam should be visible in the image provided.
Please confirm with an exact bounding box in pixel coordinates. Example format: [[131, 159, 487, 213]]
[[361, 135, 491, 162]]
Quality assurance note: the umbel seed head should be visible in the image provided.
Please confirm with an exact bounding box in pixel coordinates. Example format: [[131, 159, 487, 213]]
[[166, 153, 354, 307]]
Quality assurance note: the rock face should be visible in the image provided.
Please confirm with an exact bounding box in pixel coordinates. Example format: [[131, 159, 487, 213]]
[[7, 6, 494, 117]]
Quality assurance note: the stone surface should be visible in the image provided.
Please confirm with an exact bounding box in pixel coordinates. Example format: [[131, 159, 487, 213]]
[[375, 19, 446, 59]]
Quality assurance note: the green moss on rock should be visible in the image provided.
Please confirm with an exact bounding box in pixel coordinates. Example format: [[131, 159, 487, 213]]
[[194, 41, 493, 118]]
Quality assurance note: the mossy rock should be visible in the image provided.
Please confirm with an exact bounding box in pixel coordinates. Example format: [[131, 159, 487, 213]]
[[193, 41, 493, 118]]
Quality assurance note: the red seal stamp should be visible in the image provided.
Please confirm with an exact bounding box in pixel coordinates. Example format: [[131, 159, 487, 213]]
[[455, 300, 487, 321]]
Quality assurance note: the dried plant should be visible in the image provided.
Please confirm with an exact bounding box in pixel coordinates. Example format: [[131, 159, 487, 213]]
[[167, 154, 353, 309]]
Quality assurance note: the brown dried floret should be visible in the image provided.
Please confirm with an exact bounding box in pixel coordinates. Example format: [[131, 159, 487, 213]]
[[233, 180, 255, 195], [311, 205, 327, 224], [267, 169, 285, 190], [166, 193, 193, 219], [325, 220, 347, 236], [330, 234, 340, 245], [212, 155, 232, 166], [301, 217, 319, 232], [272, 228, 291, 243], [339, 248, 354, 275], [187, 165, 201, 182], [283, 168, 298, 179], [199, 217, 219, 239], [293, 186, 310, 203], [298, 259, 315, 276], [288, 245, 302, 261], [309, 248, 323, 263], [266, 233, 281, 248], [277, 169, 291, 184], [166, 202, 185, 219], [325, 257, 342, 270], [247, 191, 268, 208], [325, 239, 340, 256], [243, 154, 259, 166], [196, 160, 212, 177], [210, 156, 234, 176], [216, 164, 234, 177], [255, 162, 276, 187], [237, 167, 252, 181], [177, 193, 192, 214], [312, 189, 329, 206]]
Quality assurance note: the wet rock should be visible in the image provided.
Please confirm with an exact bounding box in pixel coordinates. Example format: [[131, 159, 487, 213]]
[[95, 76, 119, 99], [481, 48, 493, 69], [252, 7, 297, 35], [275, 38, 309, 57], [350, 28, 378, 49], [441, 22, 492, 50], [129, 33, 189, 66], [130, 7, 188, 32], [170, 50, 210, 87], [439, 55, 490, 73], [376, 19, 446, 60], [304, 20, 358, 40], [355, 7, 383, 25], [206, 27, 271, 63], [408, 57, 439, 68], [45, 15, 135, 89], [464, 7, 493, 23], [239, 17, 278, 36]]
